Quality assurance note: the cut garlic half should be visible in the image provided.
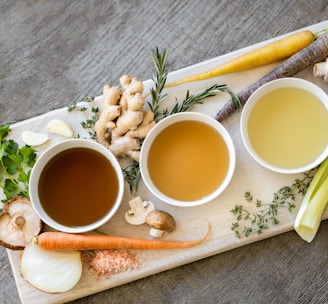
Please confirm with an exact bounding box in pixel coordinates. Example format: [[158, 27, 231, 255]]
[[47, 119, 74, 138], [21, 130, 49, 146]]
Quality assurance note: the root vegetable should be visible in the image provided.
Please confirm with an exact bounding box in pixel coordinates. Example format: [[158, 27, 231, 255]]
[[313, 58, 328, 82], [20, 242, 82, 293], [165, 30, 314, 88], [95, 75, 156, 161], [0, 197, 43, 250], [215, 32, 328, 122], [34, 227, 210, 250]]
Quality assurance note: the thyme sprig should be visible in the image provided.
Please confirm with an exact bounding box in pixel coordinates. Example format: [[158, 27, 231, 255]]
[[67, 95, 99, 139], [230, 169, 316, 238]]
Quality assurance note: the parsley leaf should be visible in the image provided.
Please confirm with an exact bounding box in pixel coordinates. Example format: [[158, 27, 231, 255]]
[[0, 124, 37, 203]]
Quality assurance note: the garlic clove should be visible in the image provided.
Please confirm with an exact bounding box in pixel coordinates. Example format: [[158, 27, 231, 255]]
[[47, 119, 74, 138], [21, 130, 49, 146]]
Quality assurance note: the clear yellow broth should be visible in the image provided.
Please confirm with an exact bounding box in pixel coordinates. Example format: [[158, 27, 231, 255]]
[[248, 87, 328, 168], [147, 120, 230, 201]]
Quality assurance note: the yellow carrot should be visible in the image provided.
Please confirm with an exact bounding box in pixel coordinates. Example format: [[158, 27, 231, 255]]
[[165, 30, 314, 88], [34, 227, 210, 250]]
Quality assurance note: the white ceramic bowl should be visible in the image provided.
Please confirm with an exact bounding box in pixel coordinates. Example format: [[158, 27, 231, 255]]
[[29, 139, 124, 233], [140, 112, 236, 207], [240, 78, 328, 174]]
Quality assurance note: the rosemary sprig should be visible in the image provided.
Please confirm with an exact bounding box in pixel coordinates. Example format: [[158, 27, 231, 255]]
[[67, 95, 99, 139], [147, 47, 169, 121], [160, 84, 238, 119], [122, 160, 141, 195], [230, 169, 316, 238], [124, 48, 240, 194]]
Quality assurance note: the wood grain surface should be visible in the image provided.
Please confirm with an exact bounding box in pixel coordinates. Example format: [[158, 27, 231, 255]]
[[1, 1, 328, 304]]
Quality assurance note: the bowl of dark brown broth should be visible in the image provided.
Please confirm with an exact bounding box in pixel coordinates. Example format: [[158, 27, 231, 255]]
[[29, 139, 124, 233], [140, 112, 236, 207]]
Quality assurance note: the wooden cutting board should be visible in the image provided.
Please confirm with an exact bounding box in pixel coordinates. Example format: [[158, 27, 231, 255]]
[[6, 20, 328, 304]]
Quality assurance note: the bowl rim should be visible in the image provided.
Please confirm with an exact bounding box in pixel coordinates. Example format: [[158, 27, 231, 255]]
[[140, 112, 236, 207], [240, 78, 328, 174], [29, 138, 124, 233]]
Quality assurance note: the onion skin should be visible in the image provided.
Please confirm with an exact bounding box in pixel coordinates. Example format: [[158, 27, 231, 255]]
[[20, 242, 82, 293]]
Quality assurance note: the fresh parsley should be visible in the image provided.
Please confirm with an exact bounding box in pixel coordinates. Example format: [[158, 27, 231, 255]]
[[0, 124, 37, 204]]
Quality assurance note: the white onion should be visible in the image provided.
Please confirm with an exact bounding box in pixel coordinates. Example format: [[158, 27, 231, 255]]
[[20, 242, 82, 293]]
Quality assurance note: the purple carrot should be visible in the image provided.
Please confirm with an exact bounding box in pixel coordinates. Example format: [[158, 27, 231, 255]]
[[215, 32, 328, 122]]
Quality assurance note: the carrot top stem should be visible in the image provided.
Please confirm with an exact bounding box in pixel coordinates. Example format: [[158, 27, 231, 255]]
[[314, 28, 328, 39]]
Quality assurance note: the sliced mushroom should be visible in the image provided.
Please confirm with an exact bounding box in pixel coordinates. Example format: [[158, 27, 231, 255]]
[[125, 196, 155, 225], [0, 197, 43, 250], [145, 210, 176, 238]]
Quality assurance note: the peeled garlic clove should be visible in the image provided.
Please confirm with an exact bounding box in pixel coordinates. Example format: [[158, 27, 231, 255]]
[[21, 130, 49, 146], [20, 242, 82, 293], [47, 119, 74, 138]]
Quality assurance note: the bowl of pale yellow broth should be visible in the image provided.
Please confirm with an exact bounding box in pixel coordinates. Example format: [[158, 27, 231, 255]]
[[241, 78, 328, 174], [140, 112, 236, 207], [29, 139, 124, 233]]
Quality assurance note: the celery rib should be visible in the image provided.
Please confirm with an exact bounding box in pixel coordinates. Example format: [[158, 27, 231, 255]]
[[294, 157, 328, 242]]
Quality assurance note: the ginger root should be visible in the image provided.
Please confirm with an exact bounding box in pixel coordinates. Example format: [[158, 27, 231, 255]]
[[95, 75, 156, 161], [313, 58, 328, 82]]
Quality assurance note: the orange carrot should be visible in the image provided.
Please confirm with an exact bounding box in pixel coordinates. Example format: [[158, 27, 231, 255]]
[[165, 30, 314, 88], [34, 228, 210, 251], [215, 32, 328, 122]]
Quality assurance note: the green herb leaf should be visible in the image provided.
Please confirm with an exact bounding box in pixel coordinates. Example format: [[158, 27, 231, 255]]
[[0, 125, 37, 202], [230, 169, 316, 238]]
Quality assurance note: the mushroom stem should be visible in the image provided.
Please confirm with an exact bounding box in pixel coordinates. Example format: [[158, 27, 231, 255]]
[[149, 227, 164, 238], [14, 215, 26, 228]]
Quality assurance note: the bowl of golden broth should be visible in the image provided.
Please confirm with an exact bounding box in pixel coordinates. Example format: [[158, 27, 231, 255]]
[[241, 78, 328, 174], [29, 139, 124, 233], [140, 112, 236, 207]]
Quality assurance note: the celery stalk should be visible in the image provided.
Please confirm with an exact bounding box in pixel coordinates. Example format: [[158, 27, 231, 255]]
[[294, 157, 328, 242]]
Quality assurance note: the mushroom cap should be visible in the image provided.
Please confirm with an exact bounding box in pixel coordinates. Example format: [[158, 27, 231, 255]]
[[0, 197, 43, 250], [145, 210, 175, 232]]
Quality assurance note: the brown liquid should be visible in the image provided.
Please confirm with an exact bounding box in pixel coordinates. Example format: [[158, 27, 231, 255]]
[[38, 147, 119, 227], [147, 120, 230, 201]]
